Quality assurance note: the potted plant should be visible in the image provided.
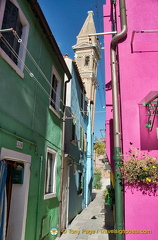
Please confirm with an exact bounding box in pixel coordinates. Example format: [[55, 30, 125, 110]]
[[120, 148, 158, 185], [103, 186, 115, 208]]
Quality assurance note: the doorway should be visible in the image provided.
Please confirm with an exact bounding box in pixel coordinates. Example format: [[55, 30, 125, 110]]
[[0, 148, 31, 240]]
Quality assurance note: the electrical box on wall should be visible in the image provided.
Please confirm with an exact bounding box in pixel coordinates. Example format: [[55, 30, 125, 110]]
[[12, 164, 24, 184]]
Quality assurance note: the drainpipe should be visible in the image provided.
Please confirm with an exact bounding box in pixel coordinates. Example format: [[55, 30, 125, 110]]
[[110, 0, 127, 239]]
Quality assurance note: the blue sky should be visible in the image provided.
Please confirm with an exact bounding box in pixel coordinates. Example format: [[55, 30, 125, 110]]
[[38, 0, 106, 140]]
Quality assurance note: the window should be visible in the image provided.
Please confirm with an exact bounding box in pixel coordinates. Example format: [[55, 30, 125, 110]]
[[44, 147, 57, 199], [0, 0, 22, 64], [77, 171, 83, 195], [71, 115, 77, 145], [0, 0, 29, 77], [85, 56, 90, 66], [50, 67, 61, 116], [50, 74, 58, 109], [72, 119, 76, 140], [80, 91, 84, 112], [80, 91, 87, 115]]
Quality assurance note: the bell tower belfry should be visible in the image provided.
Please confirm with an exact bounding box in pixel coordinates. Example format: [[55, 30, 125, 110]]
[[72, 11, 101, 132]]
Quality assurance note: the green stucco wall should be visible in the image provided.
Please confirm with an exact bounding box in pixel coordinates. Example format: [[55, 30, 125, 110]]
[[0, 1, 65, 239]]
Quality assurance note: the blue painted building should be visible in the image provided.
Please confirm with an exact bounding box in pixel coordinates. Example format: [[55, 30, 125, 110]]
[[72, 11, 101, 207], [59, 11, 100, 233], [85, 101, 94, 206], [60, 55, 88, 228]]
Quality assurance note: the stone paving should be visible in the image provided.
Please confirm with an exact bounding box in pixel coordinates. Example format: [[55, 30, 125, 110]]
[[57, 178, 115, 240]]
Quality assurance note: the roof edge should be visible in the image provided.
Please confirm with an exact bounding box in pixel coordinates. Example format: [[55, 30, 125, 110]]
[[27, 0, 72, 79]]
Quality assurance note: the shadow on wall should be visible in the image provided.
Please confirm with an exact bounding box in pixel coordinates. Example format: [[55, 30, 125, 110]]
[[91, 192, 97, 201], [104, 204, 116, 240], [124, 182, 158, 196], [139, 104, 158, 150]]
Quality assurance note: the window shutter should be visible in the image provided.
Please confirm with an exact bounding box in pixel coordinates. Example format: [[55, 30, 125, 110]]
[[84, 133, 87, 152], [80, 127, 84, 151]]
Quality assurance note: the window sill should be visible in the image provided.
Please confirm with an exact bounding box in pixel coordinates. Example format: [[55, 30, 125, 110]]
[[49, 105, 60, 118], [0, 48, 24, 78], [44, 193, 56, 200]]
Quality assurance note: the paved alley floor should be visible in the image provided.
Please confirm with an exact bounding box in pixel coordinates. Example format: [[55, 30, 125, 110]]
[[57, 178, 115, 240]]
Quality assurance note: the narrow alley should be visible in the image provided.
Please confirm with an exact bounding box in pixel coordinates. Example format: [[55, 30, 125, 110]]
[[57, 178, 115, 240]]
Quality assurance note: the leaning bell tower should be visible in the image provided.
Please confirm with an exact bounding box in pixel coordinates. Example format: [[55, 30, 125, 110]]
[[72, 11, 101, 132]]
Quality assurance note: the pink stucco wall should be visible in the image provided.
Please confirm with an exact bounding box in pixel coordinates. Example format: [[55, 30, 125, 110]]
[[104, 1, 158, 239]]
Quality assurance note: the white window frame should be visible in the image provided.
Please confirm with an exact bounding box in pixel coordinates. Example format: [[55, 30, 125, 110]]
[[49, 66, 61, 118], [44, 147, 57, 200], [0, 0, 29, 78]]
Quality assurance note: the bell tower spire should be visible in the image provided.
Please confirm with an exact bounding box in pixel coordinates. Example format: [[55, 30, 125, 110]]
[[72, 11, 101, 132]]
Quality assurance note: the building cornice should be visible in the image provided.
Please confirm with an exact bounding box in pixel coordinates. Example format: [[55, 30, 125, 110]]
[[72, 43, 101, 60]]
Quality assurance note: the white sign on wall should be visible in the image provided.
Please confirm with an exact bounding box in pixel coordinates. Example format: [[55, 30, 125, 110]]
[[17, 140, 23, 149]]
